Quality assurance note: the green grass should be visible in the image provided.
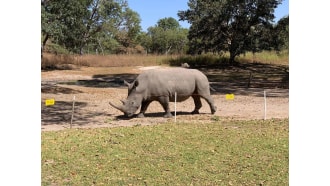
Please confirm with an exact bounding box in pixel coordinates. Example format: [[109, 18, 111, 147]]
[[42, 119, 288, 185]]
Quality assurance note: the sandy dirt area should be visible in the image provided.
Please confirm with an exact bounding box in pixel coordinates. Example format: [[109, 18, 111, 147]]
[[41, 66, 288, 131]]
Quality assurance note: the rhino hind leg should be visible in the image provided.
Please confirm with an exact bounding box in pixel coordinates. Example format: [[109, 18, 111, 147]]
[[200, 94, 217, 114], [191, 95, 202, 114]]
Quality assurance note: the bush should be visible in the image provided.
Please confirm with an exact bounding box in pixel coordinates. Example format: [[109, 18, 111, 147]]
[[167, 54, 228, 67], [41, 54, 89, 70]]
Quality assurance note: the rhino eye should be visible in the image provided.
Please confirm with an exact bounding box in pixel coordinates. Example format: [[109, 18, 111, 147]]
[[130, 101, 139, 109]]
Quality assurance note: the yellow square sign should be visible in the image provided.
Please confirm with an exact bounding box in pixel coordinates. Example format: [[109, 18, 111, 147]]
[[225, 94, 234, 100], [45, 99, 55, 106]]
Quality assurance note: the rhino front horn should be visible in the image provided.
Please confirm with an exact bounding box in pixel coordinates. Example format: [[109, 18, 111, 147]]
[[109, 101, 125, 112]]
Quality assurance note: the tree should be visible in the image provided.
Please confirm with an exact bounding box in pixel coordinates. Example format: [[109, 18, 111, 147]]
[[114, 7, 142, 54], [144, 17, 188, 55], [273, 16, 289, 50], [178, 0, 282, 63], [157, 17, 180, 30], [137, 32, 152, 54], [41, 0, 137, 55], [41, 0, 89, 53]]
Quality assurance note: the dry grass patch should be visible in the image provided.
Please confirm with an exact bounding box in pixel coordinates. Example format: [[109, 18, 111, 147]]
[[42, 53, 177, 70]]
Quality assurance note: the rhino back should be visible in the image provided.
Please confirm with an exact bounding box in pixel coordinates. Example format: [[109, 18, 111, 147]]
[[137, 68, 210, 98]]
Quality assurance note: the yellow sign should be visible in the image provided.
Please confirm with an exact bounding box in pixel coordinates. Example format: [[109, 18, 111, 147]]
[[45, 99, 55, 106], [226, 94, 235, 100]]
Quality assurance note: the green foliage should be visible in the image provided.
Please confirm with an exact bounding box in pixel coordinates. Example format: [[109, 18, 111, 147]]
[[41, 0, 90, 53], [113, 7, 142, 53], [168, 50, 288, 67], [178, 0, 283, 63], [42, 119, 288, 185], [42, 0, 287, 58], [273, 16, 289, 50], [157, 17, 180, 30], [46, 43, 70, 55], [41, 0, 141, 55], [145, 17, 189, 55], [168, 54, 228, 67]]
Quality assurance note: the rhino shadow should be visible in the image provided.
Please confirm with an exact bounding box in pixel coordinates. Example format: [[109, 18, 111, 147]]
[[115, 111, 208, 120]]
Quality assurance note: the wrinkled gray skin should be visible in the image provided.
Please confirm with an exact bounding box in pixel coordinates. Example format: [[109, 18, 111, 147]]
[[109, 68, 217, 118]]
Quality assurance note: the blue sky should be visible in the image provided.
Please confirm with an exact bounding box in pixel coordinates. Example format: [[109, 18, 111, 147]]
[[128, 0, 289, 31]]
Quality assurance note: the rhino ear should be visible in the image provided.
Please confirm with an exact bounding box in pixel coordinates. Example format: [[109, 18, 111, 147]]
[[124, 80, 130, 87], [134, 80, 139, 88]]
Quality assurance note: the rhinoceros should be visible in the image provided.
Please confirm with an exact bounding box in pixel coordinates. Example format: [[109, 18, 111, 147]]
[[109, 68, 217, 118]]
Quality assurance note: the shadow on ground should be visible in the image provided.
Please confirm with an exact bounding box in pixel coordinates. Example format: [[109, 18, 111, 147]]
[[198, 62, 289, 97], [55, 73, 139, 88], [53, 62, 288, 96], [41, 84, 83, 94], [41, 101, 112, 127]]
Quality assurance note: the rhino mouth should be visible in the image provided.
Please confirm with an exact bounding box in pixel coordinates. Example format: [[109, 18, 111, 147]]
[[125, 112, 134, 117]]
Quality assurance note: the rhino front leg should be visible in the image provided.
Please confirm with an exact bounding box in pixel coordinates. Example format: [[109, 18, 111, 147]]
[[137, 100, 152, 118], [158, 97, 172, 118]]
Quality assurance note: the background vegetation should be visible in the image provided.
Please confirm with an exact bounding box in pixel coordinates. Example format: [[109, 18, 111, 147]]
[[42, 0, 288, 64], [41, 50, 288, 71]]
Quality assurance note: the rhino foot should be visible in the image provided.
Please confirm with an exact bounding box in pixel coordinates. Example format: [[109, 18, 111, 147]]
[[164, 113, 173, 118], [191, 110, 200, 114], [137, 113, 145, 118], [211, 106, 217, 114]]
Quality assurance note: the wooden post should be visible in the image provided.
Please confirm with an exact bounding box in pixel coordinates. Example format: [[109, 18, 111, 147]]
[[247, 71, 252, 88]]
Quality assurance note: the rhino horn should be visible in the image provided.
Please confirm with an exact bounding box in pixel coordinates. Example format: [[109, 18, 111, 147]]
[[109, 101, 125, 112]]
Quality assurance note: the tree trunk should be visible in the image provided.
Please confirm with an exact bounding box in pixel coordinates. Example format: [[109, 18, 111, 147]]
[[97, 38, 104, 55], [229, 52, 236, 64], [42, 34, 49, 57], [79, 47, 84, 56]]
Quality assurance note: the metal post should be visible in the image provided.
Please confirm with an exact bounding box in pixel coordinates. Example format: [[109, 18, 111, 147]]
[[174, 92, 177, 122], [70, 96, 76, 128], [264, 90, 267, 120]]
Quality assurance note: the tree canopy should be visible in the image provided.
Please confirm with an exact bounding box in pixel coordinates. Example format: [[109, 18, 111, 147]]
[[178, 0, 283, 63], [41, 0, 141, 55], [140, 17, 188, 55], [42, 0, 287, 57], [273, 16, 289, 50]]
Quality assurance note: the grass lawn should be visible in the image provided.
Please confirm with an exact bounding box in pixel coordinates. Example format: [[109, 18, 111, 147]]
[[42, 119, 288, 185]]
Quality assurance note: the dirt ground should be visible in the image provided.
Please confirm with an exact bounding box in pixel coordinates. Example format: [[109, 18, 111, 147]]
[[41, 65, 289, 131]]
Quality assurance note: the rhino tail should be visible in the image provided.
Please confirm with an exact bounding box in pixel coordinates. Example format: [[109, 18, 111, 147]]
[[209, 85, 216, 92]]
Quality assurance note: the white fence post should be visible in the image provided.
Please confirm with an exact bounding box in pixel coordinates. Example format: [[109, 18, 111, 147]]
[[174, 92, 177, 123], [70, 96, 76, 128], [264, 90, 267, 120]]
